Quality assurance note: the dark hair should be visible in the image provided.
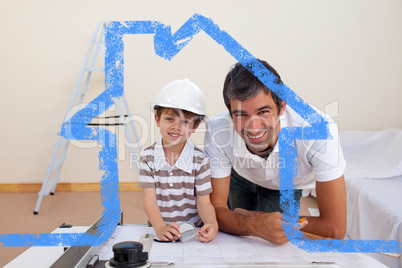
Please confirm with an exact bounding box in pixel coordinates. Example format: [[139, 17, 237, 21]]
[[154, 106, 204, 127], [223, 59, 284, 113]]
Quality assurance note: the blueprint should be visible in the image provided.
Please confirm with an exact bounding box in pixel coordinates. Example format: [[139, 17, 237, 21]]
[[97, 226, 385, 267]]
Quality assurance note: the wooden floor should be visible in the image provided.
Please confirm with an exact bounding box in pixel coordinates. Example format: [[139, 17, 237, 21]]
[[0, 191, 147, 267], [0, 191, 317, 267]]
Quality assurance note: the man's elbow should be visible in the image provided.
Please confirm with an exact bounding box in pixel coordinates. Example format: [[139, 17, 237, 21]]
[[328, 223, 346, 239]]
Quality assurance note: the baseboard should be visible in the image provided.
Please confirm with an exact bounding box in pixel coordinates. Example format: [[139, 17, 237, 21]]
[[0, 182, 141, 193]]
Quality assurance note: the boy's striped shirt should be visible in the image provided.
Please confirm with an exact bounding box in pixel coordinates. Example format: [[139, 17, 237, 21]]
[[138, 139, 212, 225]]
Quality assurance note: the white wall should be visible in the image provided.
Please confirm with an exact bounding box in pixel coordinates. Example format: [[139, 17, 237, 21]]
[[1, 0, 401, 184]]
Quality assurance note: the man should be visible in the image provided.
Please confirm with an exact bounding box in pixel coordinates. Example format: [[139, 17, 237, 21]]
[[204, 59, 346, 245]]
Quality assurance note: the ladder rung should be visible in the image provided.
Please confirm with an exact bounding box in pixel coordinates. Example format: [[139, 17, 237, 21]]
[[87, 123, 125, 126], [51, 155, 67, 172], [77, 89, 88, 97], [85, 67, 104, 72]]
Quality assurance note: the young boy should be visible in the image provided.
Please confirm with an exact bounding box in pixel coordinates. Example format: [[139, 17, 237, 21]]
[[137, 79, 218, 242]]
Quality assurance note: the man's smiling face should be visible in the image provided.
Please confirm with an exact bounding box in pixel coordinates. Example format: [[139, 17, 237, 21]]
[[230, 89, 286, 157]]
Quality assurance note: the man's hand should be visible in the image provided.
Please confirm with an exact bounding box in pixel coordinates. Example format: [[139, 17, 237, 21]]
[[211, 176, 309, 245], [233, 208, 308, 245]]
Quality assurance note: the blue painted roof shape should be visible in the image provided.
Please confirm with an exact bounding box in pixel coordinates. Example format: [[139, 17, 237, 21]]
[[1, 14, 400, 256]]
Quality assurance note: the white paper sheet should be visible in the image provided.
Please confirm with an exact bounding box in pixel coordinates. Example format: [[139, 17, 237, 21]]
[[5, 226, 90, 268], [98, 225, 386, 267]]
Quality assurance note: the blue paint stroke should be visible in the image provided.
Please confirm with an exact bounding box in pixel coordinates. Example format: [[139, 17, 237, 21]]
[[1, 14, 400, 256], [0, 126, 120, 247]]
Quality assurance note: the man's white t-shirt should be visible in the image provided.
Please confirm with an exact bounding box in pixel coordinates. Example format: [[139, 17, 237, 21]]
[[203, 106, 346, 190]]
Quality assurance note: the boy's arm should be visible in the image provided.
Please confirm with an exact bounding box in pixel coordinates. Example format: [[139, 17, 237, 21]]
[[143, 188, 180, 241], [196, 194, 218, 242]]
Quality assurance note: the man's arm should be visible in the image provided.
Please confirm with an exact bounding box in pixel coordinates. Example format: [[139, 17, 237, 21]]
[[210, 176, 298, 245], [300, 175, 346, 239]]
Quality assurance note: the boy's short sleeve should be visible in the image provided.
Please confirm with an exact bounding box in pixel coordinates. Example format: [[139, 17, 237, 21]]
[[194, 156, 212, 196], [137, 151, 156, 188]]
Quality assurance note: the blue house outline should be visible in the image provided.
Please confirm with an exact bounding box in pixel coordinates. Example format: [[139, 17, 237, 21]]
[[1, 14, 399, 255]]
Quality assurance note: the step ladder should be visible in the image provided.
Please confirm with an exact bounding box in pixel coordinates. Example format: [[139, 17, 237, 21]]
[[33, 21, 142, 214]]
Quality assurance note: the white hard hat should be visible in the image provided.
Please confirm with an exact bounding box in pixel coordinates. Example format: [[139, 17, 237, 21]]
[[154, 79, 206, 116]]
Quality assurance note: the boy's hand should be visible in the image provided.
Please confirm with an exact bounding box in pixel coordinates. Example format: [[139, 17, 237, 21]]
[[155, 222, 181, 241], [198, 223, 218, 243]]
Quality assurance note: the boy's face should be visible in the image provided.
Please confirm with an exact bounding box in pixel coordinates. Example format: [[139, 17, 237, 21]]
[[155, 108, 199, 148]]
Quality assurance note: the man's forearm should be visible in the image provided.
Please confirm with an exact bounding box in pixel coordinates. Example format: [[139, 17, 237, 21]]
[[304, 177, 347, 239], [215, 206, 293, 245], [301, 216, 346, 239], [214, 205, 252, 236], [209, 176, 291, 245]]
